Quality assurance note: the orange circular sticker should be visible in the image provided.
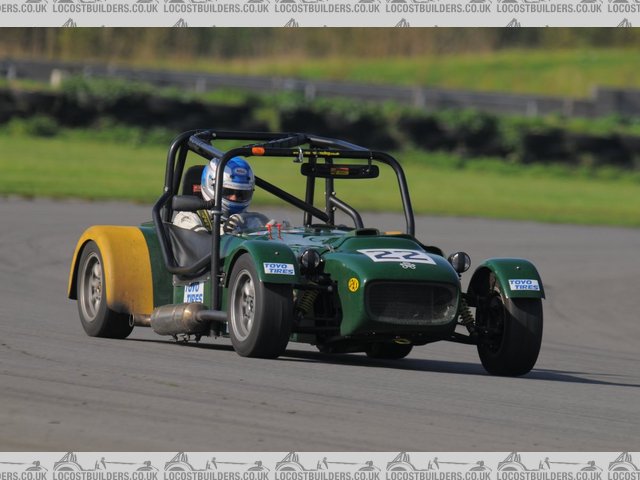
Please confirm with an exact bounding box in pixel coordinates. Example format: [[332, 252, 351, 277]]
[[348, 278, 360, 292]]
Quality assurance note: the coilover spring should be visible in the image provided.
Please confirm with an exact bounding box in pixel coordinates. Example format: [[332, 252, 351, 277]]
[[459, 296, 475, 332], [296, 289, 319, 316]]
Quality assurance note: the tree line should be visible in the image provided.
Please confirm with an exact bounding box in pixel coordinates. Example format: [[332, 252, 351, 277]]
[[0, 28, 638, 62]]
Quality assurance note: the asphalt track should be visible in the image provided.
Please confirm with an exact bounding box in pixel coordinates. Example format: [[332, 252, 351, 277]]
[[1, 198, 639, 451]]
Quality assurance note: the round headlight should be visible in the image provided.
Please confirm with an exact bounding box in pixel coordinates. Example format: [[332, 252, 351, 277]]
[[300, 248, 322, 273], [447, 251, 471, 274]]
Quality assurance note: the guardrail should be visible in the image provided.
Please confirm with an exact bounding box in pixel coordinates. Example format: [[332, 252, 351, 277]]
[[2, 57, 640, 118]]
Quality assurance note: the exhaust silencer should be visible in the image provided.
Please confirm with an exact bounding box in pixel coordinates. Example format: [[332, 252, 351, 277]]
[[150, 303, 210, 336]]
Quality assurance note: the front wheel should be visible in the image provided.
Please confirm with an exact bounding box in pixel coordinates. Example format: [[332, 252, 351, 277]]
[[77, 241, 133, 339], [228, 254, 293, 358], [476, 282, 543, 376]]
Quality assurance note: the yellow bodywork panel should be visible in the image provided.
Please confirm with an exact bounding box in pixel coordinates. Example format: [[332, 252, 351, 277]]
[[68, 226, 154, 315]]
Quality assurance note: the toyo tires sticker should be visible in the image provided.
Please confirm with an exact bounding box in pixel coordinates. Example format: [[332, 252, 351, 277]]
[[184, 282, 205, 303], [357, 248, 436, 265], [263, 262, 295, 275], [508, 279, 540, 291]]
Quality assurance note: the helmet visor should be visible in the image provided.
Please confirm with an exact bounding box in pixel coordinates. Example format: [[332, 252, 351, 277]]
[[222, 188, 252, 202]]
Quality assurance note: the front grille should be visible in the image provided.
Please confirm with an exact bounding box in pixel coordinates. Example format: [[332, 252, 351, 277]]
[[366, 282, 457, 326]]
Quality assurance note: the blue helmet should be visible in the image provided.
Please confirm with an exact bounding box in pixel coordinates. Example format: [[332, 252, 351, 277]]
[[201, 157, 255, 217]]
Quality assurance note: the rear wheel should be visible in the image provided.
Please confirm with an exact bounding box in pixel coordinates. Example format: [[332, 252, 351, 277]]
[[476, 279, 543, 376], [77, 241, 133, 339], [365, 342, 413, 359], [228, 254, 293, 358]]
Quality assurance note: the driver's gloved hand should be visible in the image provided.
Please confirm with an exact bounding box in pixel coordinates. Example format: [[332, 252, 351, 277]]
[[224, 214, 246, 234]]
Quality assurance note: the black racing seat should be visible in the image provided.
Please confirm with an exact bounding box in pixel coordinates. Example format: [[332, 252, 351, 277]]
[[181, 164, 206, 196], [165, 212, 271, 279], [165, 222, 212, 277]]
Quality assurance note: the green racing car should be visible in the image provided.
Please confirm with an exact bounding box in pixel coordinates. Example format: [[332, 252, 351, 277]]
[[68, 129, 544, 376]]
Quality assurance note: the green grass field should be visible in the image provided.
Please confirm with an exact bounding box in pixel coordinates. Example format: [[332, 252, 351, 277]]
[[140, 49, 639, 98], [6, 49, 639, 99], [1, 132, 638, 227]]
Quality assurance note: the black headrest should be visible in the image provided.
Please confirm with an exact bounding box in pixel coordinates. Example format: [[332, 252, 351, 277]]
[[182, 165, 206, 196]]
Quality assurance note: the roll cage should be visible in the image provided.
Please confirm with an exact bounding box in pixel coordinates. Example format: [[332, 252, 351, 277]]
[[152, 130, 416, 316]]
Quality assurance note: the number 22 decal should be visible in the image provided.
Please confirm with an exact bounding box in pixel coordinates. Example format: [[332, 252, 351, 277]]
[[357, 249, 436, 265]]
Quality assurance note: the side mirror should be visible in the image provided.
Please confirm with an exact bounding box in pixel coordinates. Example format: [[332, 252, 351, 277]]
[[448, 251, 471, 274]]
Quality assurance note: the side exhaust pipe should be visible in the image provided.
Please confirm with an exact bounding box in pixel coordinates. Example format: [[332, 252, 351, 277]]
[[130, 304, 228, 336], [131, 314, 151, 327], [150, 303, 211, 336]]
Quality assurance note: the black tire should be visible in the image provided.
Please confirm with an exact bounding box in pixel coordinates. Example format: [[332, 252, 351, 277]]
[[365, 342, 413, 359], [476, 282, 543, 376], [76, 241, 134, 339], [228, 254, 293, 358]]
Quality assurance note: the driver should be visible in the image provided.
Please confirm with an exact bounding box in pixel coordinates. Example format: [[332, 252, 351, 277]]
[[173, 156, 257, 233]]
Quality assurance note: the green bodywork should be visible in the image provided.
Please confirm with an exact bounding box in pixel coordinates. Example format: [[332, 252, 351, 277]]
[[138, 223, 465, 343], [468, 258, 545, 300], [320, 234, 460, 336], [139, 224, 173, 307], [223, 238, 301, 286]]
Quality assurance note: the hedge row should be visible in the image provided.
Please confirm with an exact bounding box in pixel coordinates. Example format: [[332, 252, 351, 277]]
[[1, 83, 639, 169]]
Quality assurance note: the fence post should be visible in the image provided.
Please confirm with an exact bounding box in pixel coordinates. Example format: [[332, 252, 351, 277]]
[[195, 77, 207, 93], [50, 69, 67, 88], [6, 63, 16, 81], [412, 87, 425, 109], [304, 82, 316, 102]]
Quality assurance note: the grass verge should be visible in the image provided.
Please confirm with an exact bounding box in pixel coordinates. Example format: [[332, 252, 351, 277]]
[[118, 48, 640, 99], [0, 132, 638, 227], [5, 48, 640, 99]]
